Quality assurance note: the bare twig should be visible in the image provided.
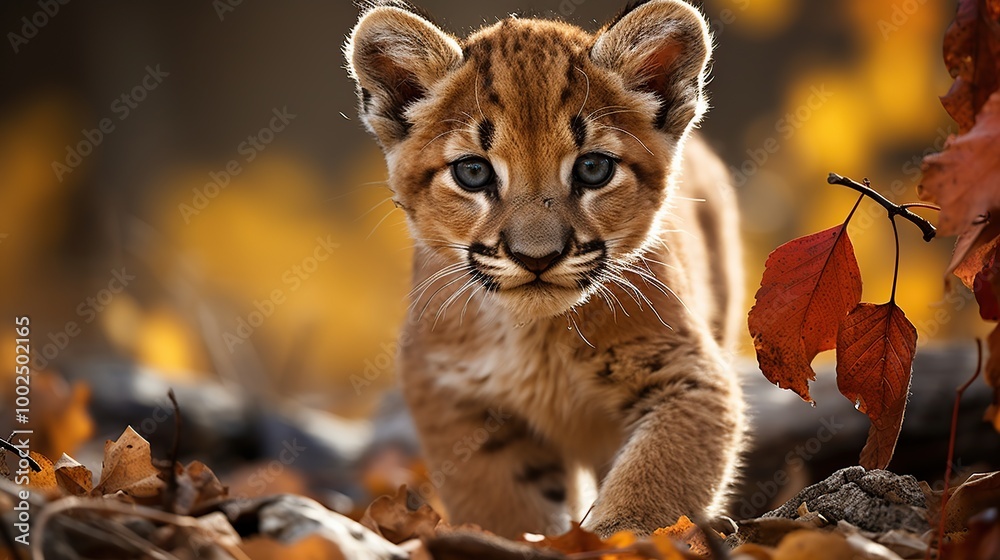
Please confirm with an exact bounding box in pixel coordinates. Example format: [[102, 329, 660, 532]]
[[929, 340, 983, 559], [0, 437, 40, 472], [827, 173, 937, 242]]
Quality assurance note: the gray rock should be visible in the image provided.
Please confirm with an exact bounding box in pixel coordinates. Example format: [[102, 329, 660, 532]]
[[762, 466, 930, 533]]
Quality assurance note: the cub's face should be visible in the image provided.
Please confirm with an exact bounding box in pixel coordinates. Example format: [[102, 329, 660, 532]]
[[347, 0, 711, 319]]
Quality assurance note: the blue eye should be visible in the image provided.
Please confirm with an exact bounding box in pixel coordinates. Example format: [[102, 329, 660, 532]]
[[573, 154, 616, 188], [452, 157, 495, 191]]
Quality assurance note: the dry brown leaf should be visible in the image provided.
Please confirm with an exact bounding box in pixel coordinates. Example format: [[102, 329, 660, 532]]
[[26, 451, 57, 498], [920, 91, 1000, 238], [536, 523, 608, 554], [941, 0, 1000, 133], [652, 516, 719, 557], [772, 530, 853, 560], [240, 534, 347, 560], [945, 472, 1000, 533], [731, 542, 776, 560], [360, 486, 441, 544], [172, 460, 228, 515], [940, 508, 1000, 560], [15, 372, 94, 459], [93, 426, 164, 498], [53, 453, 93, 496]]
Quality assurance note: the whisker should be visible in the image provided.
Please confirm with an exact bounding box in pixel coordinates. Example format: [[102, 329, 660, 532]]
[[604, 276, 644, 309], [593, 287, 617, 321], [606, 274, 670, 329], [460, 282, 486, 325], [567, 310, 595, 348], [638, 254, 675, 270], [595, 124, 654, 156], [615, 263, 691, 319], [475, 72, 486, 120], [420, 129, 466, 153], [366, 207, 401, 240], [585, 109, 643, 124], [354, 196, 394, 222], [596, 283, 629, 318], [326, 182, 393, 202], [409, 262, 468, 299], [409, 269, 467, 315], [575, 66, 591, 120], [585, 104, 629, 121], [434, 278, 478, 329], [418, 274, 470, 322]]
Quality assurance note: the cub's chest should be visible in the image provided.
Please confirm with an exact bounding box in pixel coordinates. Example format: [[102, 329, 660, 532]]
[[425, 323, 625, 447]]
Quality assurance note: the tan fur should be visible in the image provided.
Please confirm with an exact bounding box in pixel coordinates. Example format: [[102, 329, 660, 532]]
[[347, 0, 745, 538]]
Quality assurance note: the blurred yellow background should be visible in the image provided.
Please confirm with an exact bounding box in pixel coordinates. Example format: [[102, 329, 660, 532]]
[[0, 0, 970, 429]]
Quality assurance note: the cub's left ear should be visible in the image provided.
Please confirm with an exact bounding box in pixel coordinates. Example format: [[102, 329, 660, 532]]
[[345, 4, 464, 149], [592, 0, 712, 136]]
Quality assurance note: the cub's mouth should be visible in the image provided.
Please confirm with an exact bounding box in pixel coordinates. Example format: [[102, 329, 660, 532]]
[[464, 238, 609, 317]]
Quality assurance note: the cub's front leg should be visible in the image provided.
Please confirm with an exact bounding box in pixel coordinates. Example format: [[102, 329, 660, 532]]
[[403, 378, 573, 538], [584, 342, 745, 537]]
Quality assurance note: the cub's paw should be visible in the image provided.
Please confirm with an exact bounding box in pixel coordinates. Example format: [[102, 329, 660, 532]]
[[583, 507, 656, 539]]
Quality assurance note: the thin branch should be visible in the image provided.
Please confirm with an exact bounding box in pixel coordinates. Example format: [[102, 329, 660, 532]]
[[932, 340, 984, 558], [0, 437, 40, 471], [900, 202, 941, 211], [827, 173, 937, 242], [890, 216, 900, 304]]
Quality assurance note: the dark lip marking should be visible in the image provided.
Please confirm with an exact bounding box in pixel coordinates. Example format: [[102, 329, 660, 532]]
[[469, 242, 498, 257], [575, 239, 606, 256]]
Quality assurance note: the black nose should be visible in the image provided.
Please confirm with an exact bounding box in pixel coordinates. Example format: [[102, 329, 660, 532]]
[[510, 250, 562, 273]]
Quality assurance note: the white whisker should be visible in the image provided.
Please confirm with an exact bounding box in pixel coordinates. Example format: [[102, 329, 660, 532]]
[[366, 207, 401, 240], [420, 129, 466, 153], [354, 196, 394, 222], [567, 310, 595, 348], [595, 124, 654, 156], [575, 66, 591, 120]]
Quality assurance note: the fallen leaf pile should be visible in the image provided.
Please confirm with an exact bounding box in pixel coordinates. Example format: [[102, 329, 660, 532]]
[[2, 429, 996, 559], [918, 0, 1000, 430]]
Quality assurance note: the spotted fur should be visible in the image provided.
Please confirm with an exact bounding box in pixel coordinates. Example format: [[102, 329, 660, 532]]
[[346, 0, 745, 538]]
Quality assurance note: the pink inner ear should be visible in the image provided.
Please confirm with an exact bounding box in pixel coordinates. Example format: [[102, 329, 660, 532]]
[[638, 40, 684, 93]]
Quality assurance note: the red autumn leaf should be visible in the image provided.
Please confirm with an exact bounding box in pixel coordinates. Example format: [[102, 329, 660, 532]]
[[836, 302, 918, 469], [920, 91, 1000, 239], [954, 234, 1000, 321], [749, 223, 863, 403], [940, 0, 1000, 133]]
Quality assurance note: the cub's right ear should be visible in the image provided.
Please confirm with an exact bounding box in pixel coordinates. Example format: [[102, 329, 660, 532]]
[[345, 4, 464, 149]]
